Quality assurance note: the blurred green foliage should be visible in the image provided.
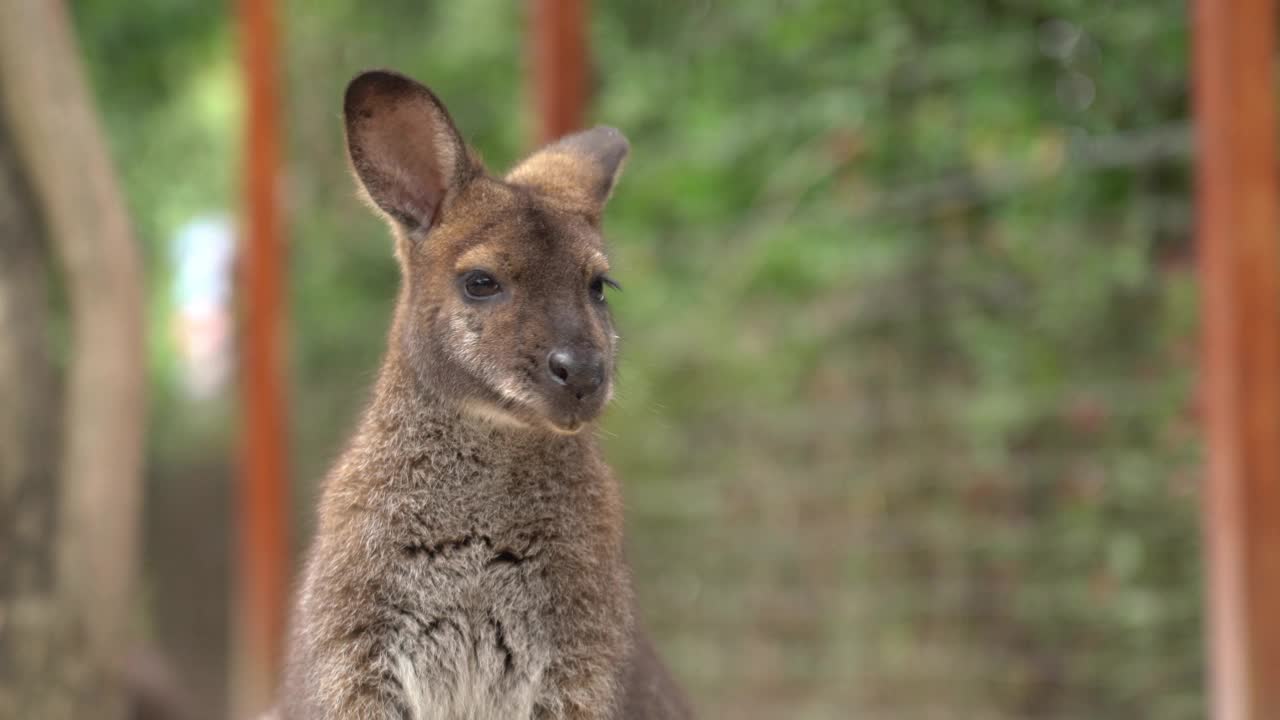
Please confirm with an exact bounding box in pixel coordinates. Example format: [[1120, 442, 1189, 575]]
[[74, 1, 1200, 718]]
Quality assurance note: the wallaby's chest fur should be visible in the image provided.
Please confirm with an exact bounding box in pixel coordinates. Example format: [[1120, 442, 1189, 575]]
[[280, 69, 689, 720], [285, 367, 631, 720]]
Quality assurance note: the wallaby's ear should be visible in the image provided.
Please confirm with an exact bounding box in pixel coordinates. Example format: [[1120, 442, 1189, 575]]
[[343, 70, 476, 235], [505, 126, 629, 221]]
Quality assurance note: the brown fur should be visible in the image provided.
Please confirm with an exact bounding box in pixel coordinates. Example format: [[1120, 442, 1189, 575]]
[[278, 70, 691, 720]]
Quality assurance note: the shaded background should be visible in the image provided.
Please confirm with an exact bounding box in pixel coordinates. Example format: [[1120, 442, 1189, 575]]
[[63, 1, 1201, 718]]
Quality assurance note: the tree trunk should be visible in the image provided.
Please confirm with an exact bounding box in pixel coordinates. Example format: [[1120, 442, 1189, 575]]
[[0, 99, 86, 720], [0, 2, 146, 719]]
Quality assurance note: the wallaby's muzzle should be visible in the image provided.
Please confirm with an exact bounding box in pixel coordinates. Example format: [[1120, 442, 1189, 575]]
[[546, 348, 605, 399], [540, 345, 610, 432]]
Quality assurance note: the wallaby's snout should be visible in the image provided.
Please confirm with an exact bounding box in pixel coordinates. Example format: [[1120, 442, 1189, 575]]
[[531, 288, 616, 432], [542, 340, 610, 433], [547, 347, 605, 399]]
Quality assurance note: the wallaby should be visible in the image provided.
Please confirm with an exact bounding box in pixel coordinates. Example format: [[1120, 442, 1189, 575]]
[[278, 70, 692, 720]]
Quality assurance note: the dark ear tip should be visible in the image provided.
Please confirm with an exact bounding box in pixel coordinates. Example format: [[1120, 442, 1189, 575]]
[[556, 125, 630, 166], [343, 69, 429, 119], [593, 126, 630, 158], [587, 125, 629, 151]]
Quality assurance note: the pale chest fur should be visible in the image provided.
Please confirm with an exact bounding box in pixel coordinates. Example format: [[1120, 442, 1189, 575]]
[[385, 535, 555, 720]]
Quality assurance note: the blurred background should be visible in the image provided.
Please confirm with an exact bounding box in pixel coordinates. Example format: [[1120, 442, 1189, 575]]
[[1, 1, 1217, 719]]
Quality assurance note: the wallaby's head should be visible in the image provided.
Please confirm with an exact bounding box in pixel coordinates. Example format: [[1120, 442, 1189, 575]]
[[344, 70, 628, 435]]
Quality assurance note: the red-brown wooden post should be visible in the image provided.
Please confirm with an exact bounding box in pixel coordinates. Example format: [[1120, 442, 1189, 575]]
[[530, 0, 587, 144], [232, 0, 289, 715], [1192, 1, 1280, 718]]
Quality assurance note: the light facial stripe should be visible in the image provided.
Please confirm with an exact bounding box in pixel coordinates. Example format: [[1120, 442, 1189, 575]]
[[455, 243, 501, 273]]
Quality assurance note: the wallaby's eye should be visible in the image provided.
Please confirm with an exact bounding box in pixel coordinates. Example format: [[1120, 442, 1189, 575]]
[[589, 275, 620, 303], [461, 271, 502, 300]]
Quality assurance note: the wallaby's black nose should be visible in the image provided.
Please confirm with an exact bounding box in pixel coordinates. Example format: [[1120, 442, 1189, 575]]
[[547, 349, 605, 399]]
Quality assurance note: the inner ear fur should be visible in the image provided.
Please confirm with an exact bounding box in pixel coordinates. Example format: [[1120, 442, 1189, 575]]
[[343, 70, 478, 235]]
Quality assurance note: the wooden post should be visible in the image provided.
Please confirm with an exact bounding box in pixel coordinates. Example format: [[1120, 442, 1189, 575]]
[[530, 0, 587, 144], [1192, 1, 1280, 718], [232, 0, 289, 715]]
